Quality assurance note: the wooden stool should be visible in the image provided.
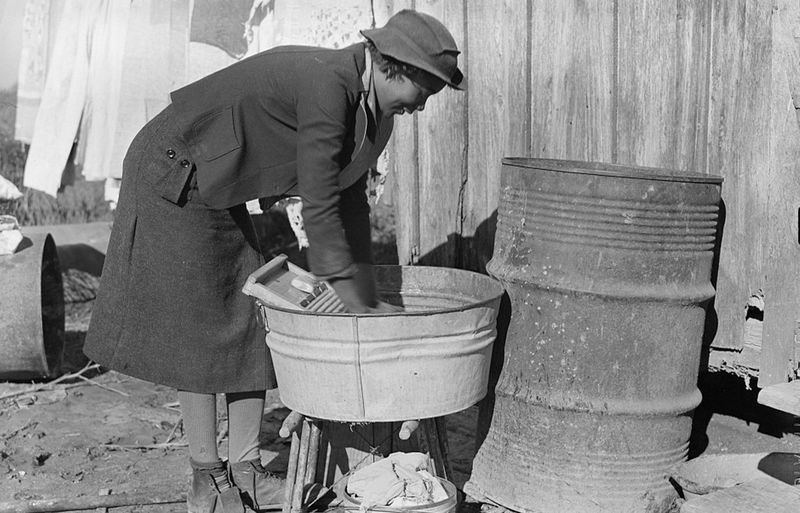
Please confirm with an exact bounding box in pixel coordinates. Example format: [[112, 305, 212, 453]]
[[282, 417, 452, 513]]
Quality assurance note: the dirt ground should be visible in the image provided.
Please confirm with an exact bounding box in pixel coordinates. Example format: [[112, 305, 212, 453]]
[[1, 272, 494, 505], [0, 328, 484, 510], [1, 225, 799, 511], [2, 327, 799, 512]]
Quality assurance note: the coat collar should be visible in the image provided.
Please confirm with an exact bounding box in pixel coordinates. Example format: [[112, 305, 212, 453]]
[[352, 45, 375, 160], [338, 45, 393, 191]]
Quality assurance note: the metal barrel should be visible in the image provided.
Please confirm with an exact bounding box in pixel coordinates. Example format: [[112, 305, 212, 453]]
[[260, 265, 504, 422], [0, 233, 65, 380], [465, 158, 723, 513]]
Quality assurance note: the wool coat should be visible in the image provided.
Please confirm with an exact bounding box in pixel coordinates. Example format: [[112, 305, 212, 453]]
[[170, 42, 393, 278], [83, 43, 393, 392]]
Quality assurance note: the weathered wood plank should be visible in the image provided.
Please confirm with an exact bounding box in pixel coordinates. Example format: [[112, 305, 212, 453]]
[[757, 380, 800, 415], [463, 0, 529, 272], [761, 0, 800, 386], [616, 0, 678, 167], [389, 111, 418, 266], [707, 0, 772, 350], [381, 0, 417, 265], [386, 1, 794, 376], [414, 0, 467, 267], [680, 477, 800, 513], [615, 0, 711, 171], [785, 2, 800, 111], [529, 0, 614, 163], [674, 0, 713, 173]]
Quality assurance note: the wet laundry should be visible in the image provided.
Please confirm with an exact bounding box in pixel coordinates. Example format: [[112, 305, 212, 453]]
[[346, 452, 449, 511]]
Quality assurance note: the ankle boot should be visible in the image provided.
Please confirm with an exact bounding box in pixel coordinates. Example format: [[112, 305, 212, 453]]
[[188, 459, 247, 513], [229, 458, 285, 511]]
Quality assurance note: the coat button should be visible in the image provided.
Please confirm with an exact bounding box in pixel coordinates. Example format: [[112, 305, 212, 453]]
[[166, 148, 176, 159], [180, 159, 191, 168]]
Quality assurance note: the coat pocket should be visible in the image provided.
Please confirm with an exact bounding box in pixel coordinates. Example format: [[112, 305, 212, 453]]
[[192, 106, 240, 161]]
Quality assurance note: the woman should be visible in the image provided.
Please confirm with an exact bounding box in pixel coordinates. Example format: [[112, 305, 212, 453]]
[[84, 9, 464, 513]]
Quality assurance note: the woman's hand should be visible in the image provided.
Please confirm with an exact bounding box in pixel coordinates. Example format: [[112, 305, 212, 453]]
[[369, 300, 404, 314], [330, 279, 405, 314], [330, 275, 373, 313]]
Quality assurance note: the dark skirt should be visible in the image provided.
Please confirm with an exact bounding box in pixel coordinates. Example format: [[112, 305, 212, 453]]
[[84, 104, 275, 393]]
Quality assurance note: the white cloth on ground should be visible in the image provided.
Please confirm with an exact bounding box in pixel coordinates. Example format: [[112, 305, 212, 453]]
[[346, 452, 449, 511], [0, 216, 24, 255], [0, 174, 23, 201]]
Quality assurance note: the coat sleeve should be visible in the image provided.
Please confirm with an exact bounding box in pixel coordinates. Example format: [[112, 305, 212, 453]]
[[339, 172, 372, 265], [294, 64, 363, 279]]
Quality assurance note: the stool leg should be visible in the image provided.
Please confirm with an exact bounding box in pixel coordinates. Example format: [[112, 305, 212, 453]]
[[291, 419, 312, 513], [283, 430, 301, 513], [420, 417, 452, 481], [433, 417, 452, 480], [301, 421, 325, 510], [304, 421, 321, 485]]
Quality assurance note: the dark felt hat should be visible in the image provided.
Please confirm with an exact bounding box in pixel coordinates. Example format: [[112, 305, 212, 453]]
[[361, 9, 465, 90]]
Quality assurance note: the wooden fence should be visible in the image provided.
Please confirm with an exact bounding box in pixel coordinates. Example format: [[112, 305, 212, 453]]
[[380, 0, 800, 386]]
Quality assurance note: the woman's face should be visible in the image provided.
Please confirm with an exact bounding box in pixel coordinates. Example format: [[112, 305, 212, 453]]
[[376, 74, 440, 117]]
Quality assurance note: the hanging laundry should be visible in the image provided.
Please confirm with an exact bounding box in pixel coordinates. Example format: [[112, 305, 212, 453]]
[[77, 0, 132, 182], [16, 0, 191, 200], [243, 0, 275, 52], [17, 0, 388, 203], [103, 177, 122, 210], [186, 0, 248, 89], [254, 0, 385, 49], [22, 0, 101, 197], [81, 0, 190, 205], [189, 0, 253, 59], [14, 0, 64, 144]]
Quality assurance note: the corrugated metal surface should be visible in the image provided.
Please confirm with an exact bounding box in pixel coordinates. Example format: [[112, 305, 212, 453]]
[[466, 158, 722, 512]]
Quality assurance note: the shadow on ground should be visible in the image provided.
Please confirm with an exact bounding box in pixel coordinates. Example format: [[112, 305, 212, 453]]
[[689, 371, 800, 459]]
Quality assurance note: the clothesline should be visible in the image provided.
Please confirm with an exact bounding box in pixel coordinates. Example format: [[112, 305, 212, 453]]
[[16, 0, 390, 207]]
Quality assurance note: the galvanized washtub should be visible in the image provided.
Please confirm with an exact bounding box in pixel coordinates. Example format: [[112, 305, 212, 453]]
[[254, 265, 504, 422], [465, 158, 723, 513], [0, 233, 65, 380]]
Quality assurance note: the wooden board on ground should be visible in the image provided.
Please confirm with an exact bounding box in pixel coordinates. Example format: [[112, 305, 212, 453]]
[[758, 380, 800, 416], [681, 477, 800, 513]]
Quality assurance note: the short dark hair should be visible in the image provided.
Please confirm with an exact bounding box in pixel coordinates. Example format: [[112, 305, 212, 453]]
[[366, 41, 428, 84]]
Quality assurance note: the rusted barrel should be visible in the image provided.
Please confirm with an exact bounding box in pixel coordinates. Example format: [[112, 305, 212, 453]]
[[465, 158, 723, 513], [0, 233, 64, 380]]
